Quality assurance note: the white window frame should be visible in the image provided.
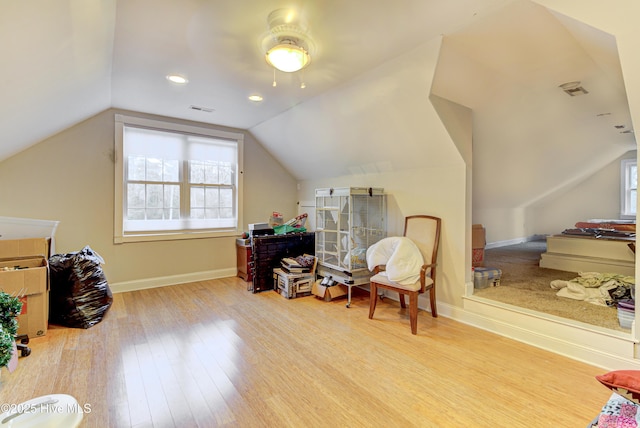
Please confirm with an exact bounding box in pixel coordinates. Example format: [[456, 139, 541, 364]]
[[114, 114, 244, 243], [620, 158, 637, 219]]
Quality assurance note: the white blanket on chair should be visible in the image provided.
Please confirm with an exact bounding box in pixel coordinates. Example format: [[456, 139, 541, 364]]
[[366, 237, 424, 285]]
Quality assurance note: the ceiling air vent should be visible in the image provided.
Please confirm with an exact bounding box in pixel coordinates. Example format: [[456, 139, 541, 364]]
[[189, 105, 215, 113], [559, 81, 588, 96]]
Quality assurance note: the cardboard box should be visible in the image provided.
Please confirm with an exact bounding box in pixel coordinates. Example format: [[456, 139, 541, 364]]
[[312, 279, 348, 302], [0, 256, 49, 338], [472, 224, 486, 267], [0, 237, 51, 259]]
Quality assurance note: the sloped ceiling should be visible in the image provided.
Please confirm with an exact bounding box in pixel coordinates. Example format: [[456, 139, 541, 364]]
[[0, 1, 114, 161], [0, 0, 509, 163], [0, 0, 635, 195], [431, 0, 635, 210]]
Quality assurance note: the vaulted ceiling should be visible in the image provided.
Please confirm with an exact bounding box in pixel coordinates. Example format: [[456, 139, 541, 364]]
[[0, 0, 635, 202]]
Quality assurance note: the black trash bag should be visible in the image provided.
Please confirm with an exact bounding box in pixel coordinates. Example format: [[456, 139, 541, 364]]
[[49, 246, 113, 329]]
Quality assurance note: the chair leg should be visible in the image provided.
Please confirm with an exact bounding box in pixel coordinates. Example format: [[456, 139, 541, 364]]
[[399, 293, 406, 308], [409, 292, 418, 335], [429, 287, 438, 318], [369, 282, 378, 319]]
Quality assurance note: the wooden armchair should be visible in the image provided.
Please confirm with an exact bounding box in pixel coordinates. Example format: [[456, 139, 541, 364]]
[[368, 215, 441, 334]]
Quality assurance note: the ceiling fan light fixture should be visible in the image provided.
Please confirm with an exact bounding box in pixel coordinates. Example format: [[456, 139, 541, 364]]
[[265, 41, 310, 73], [262, 8, 315, 80]]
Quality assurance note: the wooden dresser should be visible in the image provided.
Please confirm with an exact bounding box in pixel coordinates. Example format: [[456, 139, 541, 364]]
[[236, 241, 253, 282]]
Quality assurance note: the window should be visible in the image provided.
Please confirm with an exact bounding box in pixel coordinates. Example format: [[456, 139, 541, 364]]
[[114, 114, 243, 243], [621, 158, 637, 219]]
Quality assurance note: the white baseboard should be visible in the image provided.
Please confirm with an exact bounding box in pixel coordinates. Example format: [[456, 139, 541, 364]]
[[384, 292, 640, 369], [446, 297, 640, 370], [110, 268, 237, 293], [485, 234, 545, 250]]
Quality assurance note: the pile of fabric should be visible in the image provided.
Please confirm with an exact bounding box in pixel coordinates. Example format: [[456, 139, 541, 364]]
[[366, 236, 424, 285], [550, 272, 634, 306]]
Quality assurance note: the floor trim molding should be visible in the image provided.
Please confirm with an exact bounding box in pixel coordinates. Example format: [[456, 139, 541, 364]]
[[110, 268, 237, 293], [443, 296, 640, 370]]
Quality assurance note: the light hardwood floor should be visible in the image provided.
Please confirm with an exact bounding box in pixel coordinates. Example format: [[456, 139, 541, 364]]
[[0, 277, 613, 427]]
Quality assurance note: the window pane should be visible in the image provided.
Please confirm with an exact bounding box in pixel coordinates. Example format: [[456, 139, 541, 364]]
[[127, 208, 145, 220], [163, 160, 179, 182], [631, 190, 637, 215], [147, 184, 164, 208], [191, 208, 205, 219], [219, 163, 232, 185], [128, 156, 146, 180], [191, 186, 205, 208], [205, 188, 219, 208], [127, 184, 145, 208], [146, 208, 164, 219], [164, 186, 180, 219], [205, 208, 219, 218], [205, 161, 218, 184], [631, 165, 637, 189], [146, 158, 163, 181], [166, 208, 180, 219], [220, 188, 233, 207], [190, 160, 224, 184], [190, 161, 205, 184], [190, 186, 226, 219]]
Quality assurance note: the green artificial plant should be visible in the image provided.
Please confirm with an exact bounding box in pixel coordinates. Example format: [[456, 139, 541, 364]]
[[0, 292, 22, 368]]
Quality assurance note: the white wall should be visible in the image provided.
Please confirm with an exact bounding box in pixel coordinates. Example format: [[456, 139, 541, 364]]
[[530, 151, 636, 236], [298, 166, 467, 310], [0, 109, 299, 286], [294, 37, 471, 311]]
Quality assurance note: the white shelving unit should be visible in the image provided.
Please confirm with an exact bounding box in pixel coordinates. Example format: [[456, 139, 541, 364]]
[[315, 187, 386, 307]]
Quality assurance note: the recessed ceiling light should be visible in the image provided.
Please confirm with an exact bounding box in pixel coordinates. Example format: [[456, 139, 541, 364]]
[[248, 94, 263, 102], [166, 74, 188, 84]]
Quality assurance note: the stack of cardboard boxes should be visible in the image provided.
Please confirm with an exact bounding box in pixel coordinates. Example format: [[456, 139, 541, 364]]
[[472, 224, 486, 267], [0, 238, 50, 338]]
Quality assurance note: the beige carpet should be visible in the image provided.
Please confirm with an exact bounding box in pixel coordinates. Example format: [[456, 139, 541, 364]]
[[473, 239, 629, 332]]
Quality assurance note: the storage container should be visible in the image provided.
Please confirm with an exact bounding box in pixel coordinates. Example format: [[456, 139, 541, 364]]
[[473, 267, 502, 289], [617, 299, 635, 329], [618, 307, 634, 329], [273, 268, 313, 299]]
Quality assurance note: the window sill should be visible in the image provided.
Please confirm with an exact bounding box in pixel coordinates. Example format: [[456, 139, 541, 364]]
[[114, 229, 239, 244]]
